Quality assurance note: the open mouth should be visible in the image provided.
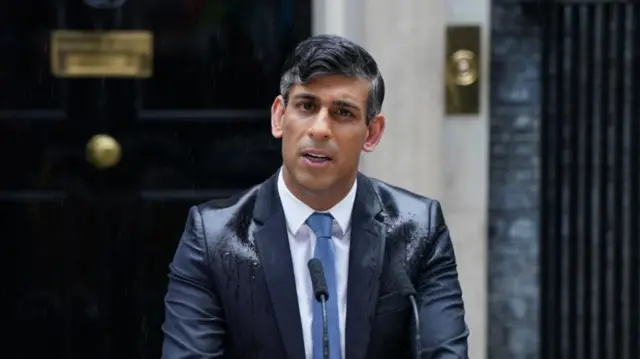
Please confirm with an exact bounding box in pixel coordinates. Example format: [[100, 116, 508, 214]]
[[302, 152, 332, 163]]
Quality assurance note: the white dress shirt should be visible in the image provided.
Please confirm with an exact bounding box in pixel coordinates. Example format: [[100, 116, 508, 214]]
[[277, 169, 357, 359]]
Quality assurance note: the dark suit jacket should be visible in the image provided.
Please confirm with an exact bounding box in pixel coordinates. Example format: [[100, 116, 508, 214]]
[[162, 172, 469, 359]]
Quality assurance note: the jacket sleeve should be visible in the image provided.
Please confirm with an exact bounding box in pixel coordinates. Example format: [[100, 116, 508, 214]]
[[162, 206, 226, 359], [416, 200, 469, 359]]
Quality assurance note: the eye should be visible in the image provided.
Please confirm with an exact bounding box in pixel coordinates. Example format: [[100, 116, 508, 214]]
[[297, 101, 315, 112], [336, 108, 354, 117]]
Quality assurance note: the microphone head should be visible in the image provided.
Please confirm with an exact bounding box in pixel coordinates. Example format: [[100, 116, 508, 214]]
[[307, 258, 329, 301], [395, 267, 416, 297]]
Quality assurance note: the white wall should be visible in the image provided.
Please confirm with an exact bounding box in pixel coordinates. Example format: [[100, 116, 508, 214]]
[[444, 0, 490, 357], [313, 0, 489, 358]]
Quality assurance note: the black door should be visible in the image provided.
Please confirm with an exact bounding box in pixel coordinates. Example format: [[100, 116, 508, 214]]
[[0, 0, 310, 357]]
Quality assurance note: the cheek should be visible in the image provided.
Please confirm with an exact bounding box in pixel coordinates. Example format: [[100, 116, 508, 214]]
[[281, 129, 300, 157], [282, 117, 302, 138], [337, 135, 365, 161]]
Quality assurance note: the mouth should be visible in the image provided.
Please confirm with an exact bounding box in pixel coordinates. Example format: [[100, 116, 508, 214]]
[[301, 150, 333, 164]]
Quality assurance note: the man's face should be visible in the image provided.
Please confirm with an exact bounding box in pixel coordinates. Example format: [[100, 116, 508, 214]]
[[271, 75, 385, 200]]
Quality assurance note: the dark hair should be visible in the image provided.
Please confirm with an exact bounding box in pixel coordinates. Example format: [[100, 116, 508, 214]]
[[279, 34, 385, 124]]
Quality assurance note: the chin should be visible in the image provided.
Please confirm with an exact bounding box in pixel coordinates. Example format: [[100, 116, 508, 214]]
[[295, 171, 335, 193]]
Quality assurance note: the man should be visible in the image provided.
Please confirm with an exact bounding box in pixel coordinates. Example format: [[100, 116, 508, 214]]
[[162, 34, 469, 359]]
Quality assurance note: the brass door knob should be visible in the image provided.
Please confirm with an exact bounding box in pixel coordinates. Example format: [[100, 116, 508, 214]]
[[86, 134, 122, 169]]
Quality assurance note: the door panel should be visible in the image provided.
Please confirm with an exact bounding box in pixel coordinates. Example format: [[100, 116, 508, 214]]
[[144, 0, 299, 109], [126, 123, 282, 191], [0, 0, 310, 357], [2, 198, 105, 357], [116, 198, 203, 358], [0, 1, 59, 110]]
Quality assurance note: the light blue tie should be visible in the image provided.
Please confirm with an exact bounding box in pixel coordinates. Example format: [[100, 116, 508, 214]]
[[306, 212, 342, 359]]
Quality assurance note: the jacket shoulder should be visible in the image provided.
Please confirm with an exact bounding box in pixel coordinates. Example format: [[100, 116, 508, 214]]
[[367, 176, 446, 229], [195, 185, 261, 213], [186, 184, 262, 240]]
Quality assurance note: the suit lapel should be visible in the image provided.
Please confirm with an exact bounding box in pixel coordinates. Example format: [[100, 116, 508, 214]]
[[345, 174, 386, 359], [253, 173, 305, 359]]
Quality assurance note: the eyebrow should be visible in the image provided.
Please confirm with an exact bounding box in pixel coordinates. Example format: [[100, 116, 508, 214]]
[[291, 93, 362, 112], [291, 93, 318, 102]]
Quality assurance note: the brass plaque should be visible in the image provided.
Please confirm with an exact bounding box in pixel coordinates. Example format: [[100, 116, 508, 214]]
[[51, 30, 153, 78], [445, 25, 481, 115]]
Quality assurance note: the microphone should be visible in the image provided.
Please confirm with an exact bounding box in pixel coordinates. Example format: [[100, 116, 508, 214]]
[[307, 258, 330, 359], [395, 268, 421, 359]]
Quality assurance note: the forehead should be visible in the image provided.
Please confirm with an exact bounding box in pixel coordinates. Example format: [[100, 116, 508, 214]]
[[290, 75, 370, 104]]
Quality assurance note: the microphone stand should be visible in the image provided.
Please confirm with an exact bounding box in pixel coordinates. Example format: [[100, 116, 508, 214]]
[[320, 294, 329, 359], [408, 294, 421, 359], [396, 267, 421, 359], [308, 259, 330, 359]]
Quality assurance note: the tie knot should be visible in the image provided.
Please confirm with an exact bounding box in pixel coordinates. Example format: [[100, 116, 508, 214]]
[[306, 212, 334, 239]]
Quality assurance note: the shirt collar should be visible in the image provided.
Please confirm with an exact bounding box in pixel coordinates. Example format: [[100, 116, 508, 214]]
[[277, 167, 357, 237]]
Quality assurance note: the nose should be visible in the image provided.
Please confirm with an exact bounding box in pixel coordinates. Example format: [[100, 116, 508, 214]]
[[307, 111, 331, 140]]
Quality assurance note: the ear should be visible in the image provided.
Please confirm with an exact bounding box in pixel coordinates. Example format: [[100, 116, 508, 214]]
[[271, 95, 286, 139], [362, 114, 386, 152]]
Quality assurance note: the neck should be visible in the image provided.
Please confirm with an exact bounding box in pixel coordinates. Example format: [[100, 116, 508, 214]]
[[281, 167, 356, 211]]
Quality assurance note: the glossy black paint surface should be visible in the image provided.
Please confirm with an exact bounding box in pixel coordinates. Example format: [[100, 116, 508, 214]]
[[0, 0, 309, 357]]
